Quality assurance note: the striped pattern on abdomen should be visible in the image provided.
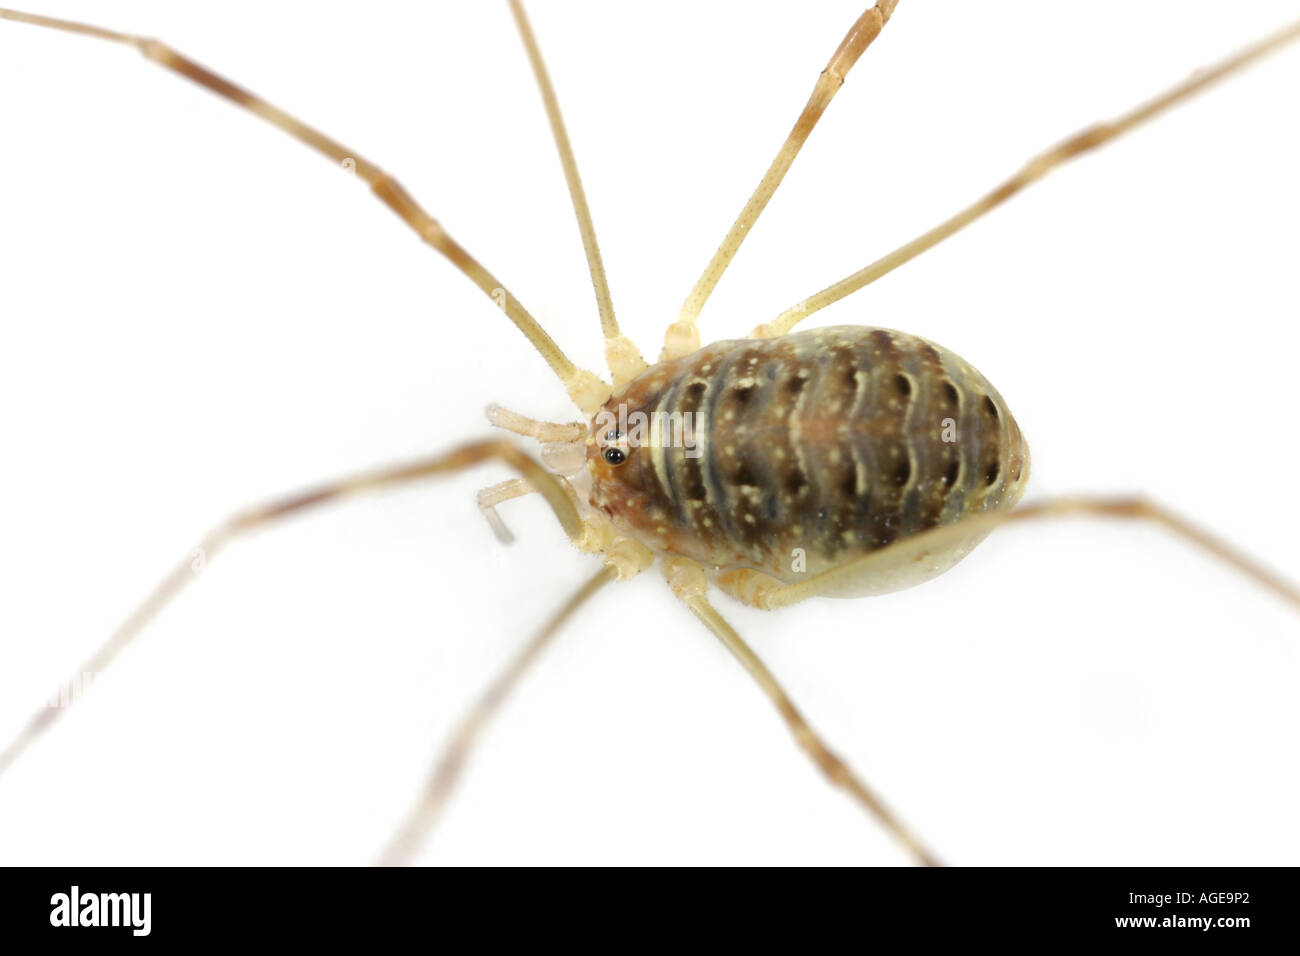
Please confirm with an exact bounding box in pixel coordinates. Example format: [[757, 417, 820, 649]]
[[586, 326, 1029, 581]]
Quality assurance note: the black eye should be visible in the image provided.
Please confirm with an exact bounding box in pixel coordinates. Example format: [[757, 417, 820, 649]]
[[603, 447, 627, 466]]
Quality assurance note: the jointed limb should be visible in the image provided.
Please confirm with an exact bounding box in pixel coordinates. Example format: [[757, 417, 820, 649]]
[[753, 17, 1300, 339], [662, 1, 899, 361], [0, 7, 612, 414], [477, 478, 535, 544], [378, 565, 617, 866], [721, 496, 1300, 612], [663, 557, 941, 867], [0, 440, 590, 781], [485, 404, 586, 444], [508, 0, 646, 385]]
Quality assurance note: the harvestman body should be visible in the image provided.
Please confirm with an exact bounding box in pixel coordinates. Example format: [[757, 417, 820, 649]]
[[1, 2, 1298, 865], [589, 326, 1029, 598]]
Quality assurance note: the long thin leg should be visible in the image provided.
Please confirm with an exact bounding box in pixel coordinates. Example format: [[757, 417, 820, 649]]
[[0, 7, 611, 414], [719, 496, 1300, 612], [378, 565, 616, 866], [753, 17, 1300, 339], [0, 440, 588, 781], [662, 1, 899, 361], [508, 0, 646, 386], [663, 557, 941, 866]]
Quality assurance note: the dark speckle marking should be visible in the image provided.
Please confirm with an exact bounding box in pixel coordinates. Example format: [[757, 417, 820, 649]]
[[982, 394, 999, 421], [985, 461, 1000, 486], [785, 470, 808, 495], [942, 460, 960, 488], [942, 381, 959, 407], [895, 374, 912, 398], [732, 384, 756, 406], [893, 459, 912, 486], [870, 329, 897, 352], [686, 381, 707, 400]]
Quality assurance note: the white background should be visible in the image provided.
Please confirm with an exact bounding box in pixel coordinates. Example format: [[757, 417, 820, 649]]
[[0, 1, 1297, 866]]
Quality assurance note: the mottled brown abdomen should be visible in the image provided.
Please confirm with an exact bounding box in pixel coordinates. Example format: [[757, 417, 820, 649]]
[[586, 326, 1029, 592]]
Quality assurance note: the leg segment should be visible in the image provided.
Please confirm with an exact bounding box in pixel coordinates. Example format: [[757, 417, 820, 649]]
[[663, 557, 941, 866], [485, 404, 586, 444], [720, 496, 1300, 612], [377, 565, 616, 866], [662, 1, 899, 361], [753, 17, 1300, 339], [477, 478, 535, 544], [0, 440, 590, 781], [0, 7, 611, 414], [508, 0, 646, 385]]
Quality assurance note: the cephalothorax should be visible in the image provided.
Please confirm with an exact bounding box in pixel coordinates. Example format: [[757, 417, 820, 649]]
[[1, 1, 1297, 866]]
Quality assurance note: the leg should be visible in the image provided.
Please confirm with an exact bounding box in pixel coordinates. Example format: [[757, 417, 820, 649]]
[[477, 478, 535, 544], [753, 17, 1300, 338], [0, 7, 611, 414], [663, 557, 941, 866], [0, 440, 590, 780], [507, 0, 646, 386], [719, 496, 1300, 612], [661, 1, 898, 361], [378, 565, 616, 866]]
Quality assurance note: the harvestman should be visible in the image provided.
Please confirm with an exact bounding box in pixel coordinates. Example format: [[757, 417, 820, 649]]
[[1, 2, 1298, 866]]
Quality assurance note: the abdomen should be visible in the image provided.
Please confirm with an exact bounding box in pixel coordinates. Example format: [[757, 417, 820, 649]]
[[587, 326, 1030, 593]]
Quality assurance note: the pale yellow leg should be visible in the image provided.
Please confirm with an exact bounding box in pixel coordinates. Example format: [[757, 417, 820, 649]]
[[663, 557, 942, 866], [508, 0, 646, 385], [0, 440, 590, 782], [662, 1, 899, 361], [719, 496, 1300, 613], [753, 17, 1300, 339], [0, 7, 612, 414], [477, 478, 535, 544], [378, 565, 617, 866]]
